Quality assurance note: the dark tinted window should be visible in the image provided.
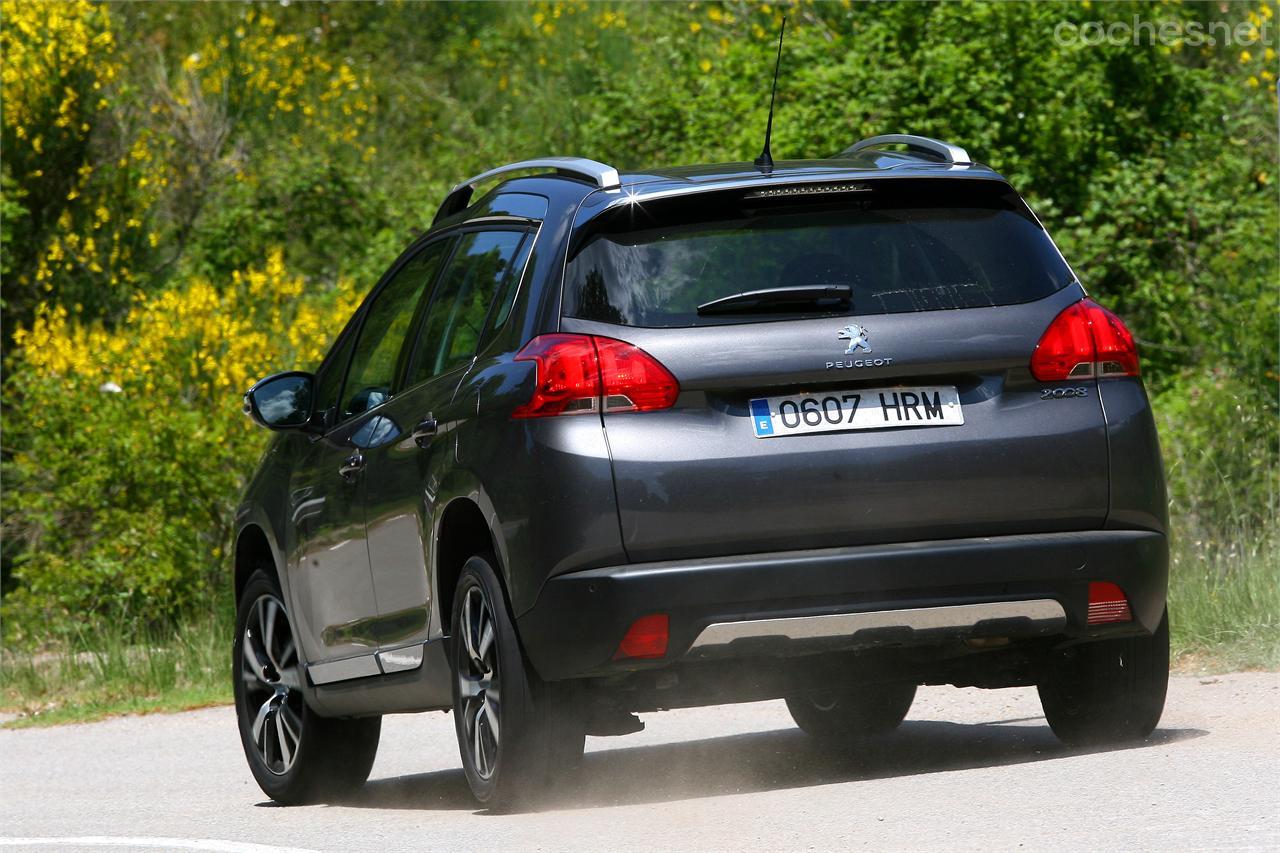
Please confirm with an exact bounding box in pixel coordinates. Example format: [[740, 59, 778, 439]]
[[406, 230, 527, 385], [485, 234, 535, 339], [314, 328, 356, 423], [565, 180, 1074, 328], [340, 241, 449, 419]]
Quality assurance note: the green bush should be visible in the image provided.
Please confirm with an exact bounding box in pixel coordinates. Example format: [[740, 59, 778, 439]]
[[2, 251, 358, 644]]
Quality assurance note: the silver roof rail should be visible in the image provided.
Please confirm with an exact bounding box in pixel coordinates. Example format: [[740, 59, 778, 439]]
[[434, 157, 620, 223], [840, 134, 971, 165]]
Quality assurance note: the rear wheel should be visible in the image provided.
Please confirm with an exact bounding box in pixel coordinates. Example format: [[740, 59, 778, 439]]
[[1038, 609, 1169, 746], [786, 682, 917, 739], [451, 554, 584, 809], [234, 570, 381, 805]]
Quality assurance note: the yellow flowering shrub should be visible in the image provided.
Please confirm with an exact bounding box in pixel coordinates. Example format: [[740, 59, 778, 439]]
[[179, 6, 376, 151], [15, 249, 356, 401], [3, 250, 358, 642], [2, 3, 389, 641], [0, 0, 178, 330], [1239, 4, 1276, 89], [2, 1, 380, 343], [0, 0, 116, 137]]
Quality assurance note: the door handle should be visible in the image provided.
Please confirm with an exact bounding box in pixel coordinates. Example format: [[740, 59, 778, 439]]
[[338, 452, 365, 481], [411, 415, 438, 448]]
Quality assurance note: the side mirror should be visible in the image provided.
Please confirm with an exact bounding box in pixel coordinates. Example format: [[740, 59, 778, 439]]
[[244, 372, 315, 431]]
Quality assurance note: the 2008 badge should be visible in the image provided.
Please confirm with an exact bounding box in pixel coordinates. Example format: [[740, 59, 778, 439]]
[[1040, 387, 1089, 399]]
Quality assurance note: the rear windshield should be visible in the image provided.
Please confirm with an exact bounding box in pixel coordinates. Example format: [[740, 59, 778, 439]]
[[564, 179, 1074, 327]]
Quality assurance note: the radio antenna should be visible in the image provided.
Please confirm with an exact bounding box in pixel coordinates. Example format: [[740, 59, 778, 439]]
[[753, 16, 787, 173]]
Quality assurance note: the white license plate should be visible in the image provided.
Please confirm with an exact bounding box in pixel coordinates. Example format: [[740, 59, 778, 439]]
[[749, 386, 964, 438]]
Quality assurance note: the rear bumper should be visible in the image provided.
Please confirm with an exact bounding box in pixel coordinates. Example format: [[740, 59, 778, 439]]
[[516, 529, 1167, 681]]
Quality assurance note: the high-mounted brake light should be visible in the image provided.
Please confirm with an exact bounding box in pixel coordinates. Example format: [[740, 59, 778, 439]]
[[743, 182, 871, 199], [1087, 581, 1133, 624], [512, 334, 679, 419], [1030, 299, 1140, 382], [614, 613, 670, 660]]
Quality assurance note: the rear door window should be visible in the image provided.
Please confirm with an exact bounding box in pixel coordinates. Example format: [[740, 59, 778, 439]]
[[338, 240, 450, 420], [564, 179, 1074, 328]]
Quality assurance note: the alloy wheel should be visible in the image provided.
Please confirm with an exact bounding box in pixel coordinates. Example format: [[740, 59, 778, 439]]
[[457, 584, 501, 780], [240, 594, 305, 775]]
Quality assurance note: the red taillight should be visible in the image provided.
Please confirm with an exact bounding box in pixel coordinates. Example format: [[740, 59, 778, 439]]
[[594, 337, 680, 413], [614, 613, 669, 660], [1087, 581, 1133, 625], [1030, 299, 1140, 381], [1088, 302, 1140, 378], [511, 334, 601, 418], [512, 334, 679, 419]]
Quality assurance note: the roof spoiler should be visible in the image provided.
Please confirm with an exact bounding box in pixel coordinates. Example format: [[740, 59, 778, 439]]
[[433, 157, 620, 224]]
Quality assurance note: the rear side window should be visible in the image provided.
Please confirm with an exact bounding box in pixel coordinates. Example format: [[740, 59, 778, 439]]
[[564, 179, 1073, 327], [485, 234, 535, 339], [405, 230, 528, 385]]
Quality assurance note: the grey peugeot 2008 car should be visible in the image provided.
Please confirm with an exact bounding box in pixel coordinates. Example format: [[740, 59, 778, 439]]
[[234, 135, 1169, 808]]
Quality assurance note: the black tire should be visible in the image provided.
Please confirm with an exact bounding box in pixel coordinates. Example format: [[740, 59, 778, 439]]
[[1038, 609, 1169, 746], [450, 553, 584, 809], [233, 570, 381, 805], [786, 682, 917, 739]]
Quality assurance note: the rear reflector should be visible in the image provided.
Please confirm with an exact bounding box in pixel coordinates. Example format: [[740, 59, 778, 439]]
[[512, 334, 679, 418], [1031, 299, 1140, 381], [1087, 581, 1133, 625], [614, 614, 670, 660]]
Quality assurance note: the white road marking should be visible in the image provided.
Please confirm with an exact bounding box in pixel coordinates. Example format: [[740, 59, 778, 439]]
[[0, 839, 320, 853]]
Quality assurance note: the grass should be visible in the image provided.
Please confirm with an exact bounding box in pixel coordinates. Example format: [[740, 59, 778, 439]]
[[0, 609, 233, 728], [1168, 526, 1280, 673], [1, 525, 1275, 728]]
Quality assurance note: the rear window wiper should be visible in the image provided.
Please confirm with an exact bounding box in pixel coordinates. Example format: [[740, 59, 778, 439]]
[[696, 285, 852, 316]]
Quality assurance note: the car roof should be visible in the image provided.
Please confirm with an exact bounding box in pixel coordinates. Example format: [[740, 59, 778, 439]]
[[599, 155, 1006, 209], [435, 137, 1010, 227]]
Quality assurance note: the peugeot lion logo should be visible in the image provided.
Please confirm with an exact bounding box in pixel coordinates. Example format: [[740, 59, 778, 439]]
[[827, 323, 892, 370], [838, 323, 872, 354]]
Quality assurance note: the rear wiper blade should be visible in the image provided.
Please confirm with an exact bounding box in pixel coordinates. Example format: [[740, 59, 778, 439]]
[[696, 285, 852, 316]]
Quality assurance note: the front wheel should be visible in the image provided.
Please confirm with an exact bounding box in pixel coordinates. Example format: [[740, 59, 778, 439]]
[[786, 682, 917, 739], [1037, 609, 1169, 746], [234, 570, 381, 805], [451, 554, 584, 809]]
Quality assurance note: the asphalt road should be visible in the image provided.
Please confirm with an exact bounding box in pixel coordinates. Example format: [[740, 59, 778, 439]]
[[1, 672, 1277, 852]]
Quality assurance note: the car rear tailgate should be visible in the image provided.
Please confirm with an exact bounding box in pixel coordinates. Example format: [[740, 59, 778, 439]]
[[564, 283, 1108, 562]]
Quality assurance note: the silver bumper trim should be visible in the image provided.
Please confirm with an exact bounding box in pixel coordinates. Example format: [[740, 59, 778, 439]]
[[308, 642, 429, 685], [308, 653, 380, 685], [687, 599, 1067, 655], [377, 643, 425, 674]]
